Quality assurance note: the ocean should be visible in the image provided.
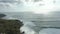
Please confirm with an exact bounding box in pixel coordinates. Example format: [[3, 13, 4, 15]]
[[1, 11, 60, 34]]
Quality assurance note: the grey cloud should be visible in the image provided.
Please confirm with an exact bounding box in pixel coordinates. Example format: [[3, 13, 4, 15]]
[[33, 0, 43, 2], [0, 0, 21, 8], [0, 0, 20, 3], [0, 0, 18, 1], [0, 3, 14, 8]]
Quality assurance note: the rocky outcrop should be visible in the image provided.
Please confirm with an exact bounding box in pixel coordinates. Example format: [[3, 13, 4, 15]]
[[0, 19, 24, 34], [0, 14, 6, 18]]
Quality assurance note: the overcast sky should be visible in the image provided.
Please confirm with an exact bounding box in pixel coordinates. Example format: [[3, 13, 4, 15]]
[[0, 0, 60, 14]]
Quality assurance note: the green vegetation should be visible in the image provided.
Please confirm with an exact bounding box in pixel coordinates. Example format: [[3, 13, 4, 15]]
[[0, 19, 23, 34]]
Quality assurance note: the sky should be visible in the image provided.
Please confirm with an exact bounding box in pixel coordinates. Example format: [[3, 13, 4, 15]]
[[0, 0, 60, 14]]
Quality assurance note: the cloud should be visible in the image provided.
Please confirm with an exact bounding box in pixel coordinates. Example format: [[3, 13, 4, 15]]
[[33, 0, 42, 2], [0, 0, 20, 5], [0, 0, 21, 10], [0, 0, 60, 12], [0, 0, 14, 1]]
